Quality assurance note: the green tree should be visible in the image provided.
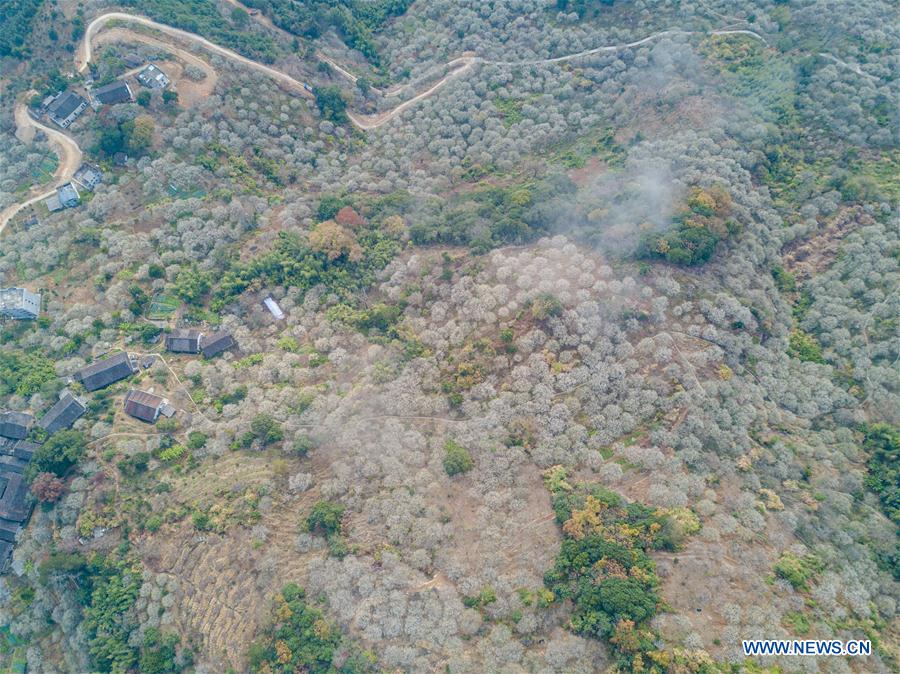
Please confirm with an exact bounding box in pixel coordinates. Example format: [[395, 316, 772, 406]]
[[172, 267, 212, 304], [126, 114, 155, 153], [0, 349, 56, 396], [242, 414, 284, 446], [27, 430, 86, 479], [443, 440, 473, 476], [138, 628, 182, 674], [314, 85, 348, 123], [863, 423, 899, 525], [306, 500, 344, 536]]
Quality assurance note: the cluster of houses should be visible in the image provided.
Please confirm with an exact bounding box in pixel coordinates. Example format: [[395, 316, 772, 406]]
[[0, 323, 235, 570], [41, 62, 171, 130], [34, 63, 173, 216], [0, 392, 87, 570], [44, 163, 103, 213], [69, 329, 235, 421]]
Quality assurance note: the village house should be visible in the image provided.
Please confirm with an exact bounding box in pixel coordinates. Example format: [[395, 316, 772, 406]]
[[73, 352, 136, 392], [38, 391, 86, 435], [0, 287, 41, 320], [47, 91, 88, 128], [0, 465, 31, 571], [123, 390, 174, 423], [44, 182, 81, 212], [92, 79, 134, 105], [137, 64, 171, 89], [0, 438, 38, 571], [165, 329, 203, 354], [200, 331, 236, 359], [0, 412, 33, 440], [73, 164, 103, 192], [58, 182, 80, 208]]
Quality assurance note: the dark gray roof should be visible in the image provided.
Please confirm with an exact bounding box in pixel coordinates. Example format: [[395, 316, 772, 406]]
[[93, 80, 133, 104], [0, 470, 31, 523], [0, 412, 33, 440], [48, 91, 86, 119], [0, 540, 12, 572], [11, 441, 38, 462], [75, 352, 135, 391], [0, 455, 29, 475], [201, 331, 236, 358], [0, 520, 18, 543], [38, 393, 86, 435], [166, 329, 203, 353], [124, 390, 163, 422]]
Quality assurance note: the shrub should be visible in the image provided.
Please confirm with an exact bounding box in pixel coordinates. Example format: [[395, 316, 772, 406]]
[[863, 423, 899, 525], [306, 500, 344, 537], [789, 330, 825, 363], [158, 444, 186, 462], [144, 514, 163, 532], [187, 431, 208, 450], [463, 587, 497, 608], [443, 440, 473, 476], [118, 452, 150, 477], [531, 294, 564, 320], [774, 552, 825, 591], [293, 436, 315, 457]]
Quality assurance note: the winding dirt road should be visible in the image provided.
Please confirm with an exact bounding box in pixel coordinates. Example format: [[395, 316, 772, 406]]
[[79, 12, 314, 100], [2, 14, 764, 236], [79, 12, 766, 132], [0, 97, 83, 235]]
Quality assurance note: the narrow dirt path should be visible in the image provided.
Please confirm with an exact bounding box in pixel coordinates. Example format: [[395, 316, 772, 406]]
[[0, 96, 83, 235], [819, 52, 879, 82]]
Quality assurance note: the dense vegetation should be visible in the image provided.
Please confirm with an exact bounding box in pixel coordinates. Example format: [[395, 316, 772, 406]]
[[409, 175, 573, 251], [212, 209, 403, 310], [241, 0, 412, 65], [863, 424, 899, 527], [247, 583, 373, 673], [38, 551, 187, 674], [26, 430, 86, 480], [636, 186, 738, 266], [0, 349, 56, 397], [119, 0, 278, 62], [542, 467, 700, 670], [0, 0, 43, 58]]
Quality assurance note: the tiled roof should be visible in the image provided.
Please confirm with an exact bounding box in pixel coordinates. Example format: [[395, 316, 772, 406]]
[[166, 329, 203, 353], [38, 393, 86, 435], [75, 352, 134, 391], [124, 390, 164, 422], [200, 331, 236, 358], [0, 411, 33, 440]]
